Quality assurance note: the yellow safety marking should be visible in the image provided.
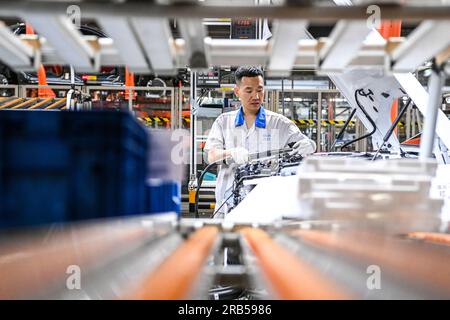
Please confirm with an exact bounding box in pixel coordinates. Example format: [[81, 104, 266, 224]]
[[28, 98, 53, 110], [189, 190, 196, 204], [44, 99, 65, 110], [11, 98, 39, 109], [0, 98, 24, 109], [210, 203, 216, 209], [218, 87, 234, 92]]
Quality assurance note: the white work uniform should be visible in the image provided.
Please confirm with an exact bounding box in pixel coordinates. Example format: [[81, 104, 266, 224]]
[[204, 105, 315, 214]]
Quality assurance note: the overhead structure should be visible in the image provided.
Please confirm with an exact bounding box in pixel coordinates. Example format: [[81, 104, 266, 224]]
[[177, 18, 210, 70], [391, 20, 450, 72], [0, 21, 37, 71], [131, 18, 177, 75], [22, 14, 98, 72], [0, 1, 447, 74], [97, 17, 151, 73], [319, 20, 372, 73], [267, 20, 309, 76]]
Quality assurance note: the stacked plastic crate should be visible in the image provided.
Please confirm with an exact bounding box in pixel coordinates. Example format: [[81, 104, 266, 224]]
[[0, 110, 148, 228], [145, 129, 184, 215]]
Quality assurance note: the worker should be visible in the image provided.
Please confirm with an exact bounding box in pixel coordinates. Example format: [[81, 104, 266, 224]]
[[204, 66, 316, 216]]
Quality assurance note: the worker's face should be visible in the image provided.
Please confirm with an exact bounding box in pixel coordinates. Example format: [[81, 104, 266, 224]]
[[234, 75, 264, 113]]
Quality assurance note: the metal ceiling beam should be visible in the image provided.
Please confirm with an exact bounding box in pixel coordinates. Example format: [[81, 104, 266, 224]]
[[97, 17, 151, 73], [1, 2, 450, 21], [0, 22, 36, 71], [22, 14, 97, 72], [204, 38, 269, 66], [131, 18, 177, 75], [2, 34, 417, 72], [391, 20, 450, 72], [319, 20, 372, 73], [267, 20, 309, 77], [177, 18, 210, 70]]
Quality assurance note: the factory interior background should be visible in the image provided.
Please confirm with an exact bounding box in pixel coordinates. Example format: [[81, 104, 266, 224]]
[[0, 0, 450, 301]]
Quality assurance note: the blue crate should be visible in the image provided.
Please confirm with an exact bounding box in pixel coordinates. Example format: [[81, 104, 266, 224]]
[[0, 110, 148, 229], [145, 180, 181, 215]]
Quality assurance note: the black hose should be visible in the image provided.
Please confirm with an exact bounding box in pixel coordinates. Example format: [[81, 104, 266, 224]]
[[211, 191, 235, 219], [340, 89, 378, 151], [330, 108, 357, 151], [194, 159, 222, 218], [371, 98, 412, 161]]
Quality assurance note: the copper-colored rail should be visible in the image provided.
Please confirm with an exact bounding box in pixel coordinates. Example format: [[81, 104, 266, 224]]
[[408, 232, 450, 246], [0, 98, 24, 109], [28, 98, 54, 110], [11, 98, 39, 109], [128, 226, 218, 300], [0, 223, 153, 299], [291, 229, 450, 293], [241, 228, 351, 300], [44, 99, 65, 110]]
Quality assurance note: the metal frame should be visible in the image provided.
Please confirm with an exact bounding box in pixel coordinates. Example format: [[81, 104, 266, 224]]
[[0, 85, 19, 97], [1, 2, 449, 75], [131, 18, 177, 74], [317, 91, 322, 152], [19, 84, 82, 98], [391, 21, 450, 72], [419, 64, 446, 161], [85, 85, 176, 125], [22, 14, 97, 71], [318, 20, 371, 73], [2, 2, 450, 21], [96, 17, 151, 73], [267, 20, 309, 76], [0, 22, 36, 71]]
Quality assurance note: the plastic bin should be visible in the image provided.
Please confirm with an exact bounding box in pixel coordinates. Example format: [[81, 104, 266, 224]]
[[145, 180, 181, 215], [0, 110, 148, 229]]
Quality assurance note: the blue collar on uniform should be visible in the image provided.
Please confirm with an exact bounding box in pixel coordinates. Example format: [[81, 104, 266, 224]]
[[234, 105, 266, 128]]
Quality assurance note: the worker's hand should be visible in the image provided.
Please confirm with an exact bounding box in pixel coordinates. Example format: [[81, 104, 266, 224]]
[[227, 147, 249, 165], [289, 139, 315, 156]]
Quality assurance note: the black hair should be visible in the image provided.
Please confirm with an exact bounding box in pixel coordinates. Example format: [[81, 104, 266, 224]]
[[234, 66, 264, 84]]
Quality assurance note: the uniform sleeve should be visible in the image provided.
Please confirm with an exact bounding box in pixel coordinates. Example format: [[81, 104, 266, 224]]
[[204, 116, 225, 153], [284, 121, 317, 152]]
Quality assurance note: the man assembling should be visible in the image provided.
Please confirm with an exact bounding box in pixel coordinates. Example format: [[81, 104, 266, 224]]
[[204, 66, 316, 216]]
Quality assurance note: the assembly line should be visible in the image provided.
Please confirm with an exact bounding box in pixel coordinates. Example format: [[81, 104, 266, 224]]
[[0, 0, 450, 300]]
